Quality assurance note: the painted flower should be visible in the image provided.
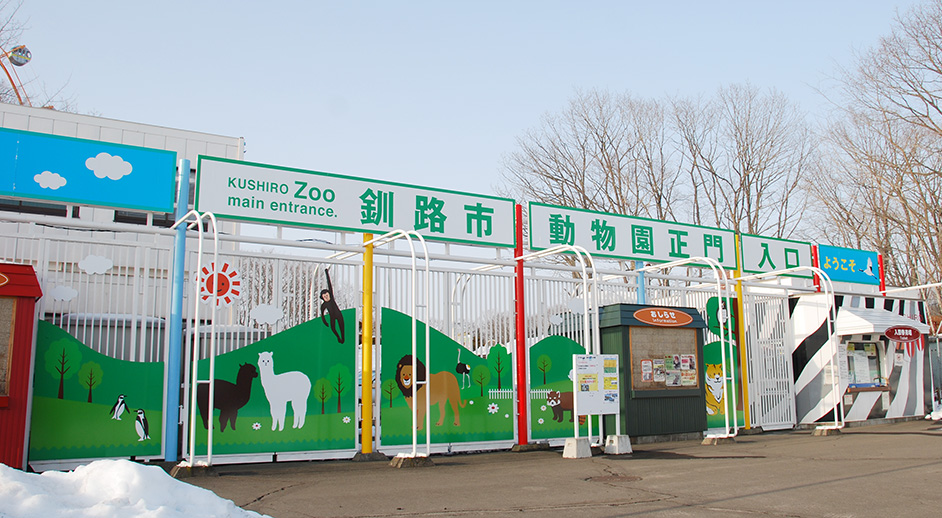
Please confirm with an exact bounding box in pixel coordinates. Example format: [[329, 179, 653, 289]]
[[343, 416, 351, 424], [469, 399, 474, 405], [487, 403, 499, 414], [540, 405, 547, 411], [504, 414, 510, 418], [538, 418, 544, 425], [252, 422, 261, 431]]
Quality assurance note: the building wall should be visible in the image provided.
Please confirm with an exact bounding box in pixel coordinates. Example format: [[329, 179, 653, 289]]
[[789, 294, 928, 423]]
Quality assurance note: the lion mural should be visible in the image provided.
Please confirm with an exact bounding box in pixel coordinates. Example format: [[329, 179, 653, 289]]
[[395, 355, 466, 430]]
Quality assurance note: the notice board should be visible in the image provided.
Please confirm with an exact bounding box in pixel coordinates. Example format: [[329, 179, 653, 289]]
[[630, 326, 700, 391]]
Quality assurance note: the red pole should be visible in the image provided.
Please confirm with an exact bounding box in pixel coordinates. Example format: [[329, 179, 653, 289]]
[[811, 245, 821, 293], [514, 204, 528, 446], [878, 254, 886, 294]]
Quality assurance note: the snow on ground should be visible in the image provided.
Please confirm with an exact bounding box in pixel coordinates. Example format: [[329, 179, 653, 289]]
[[0, 459, 269, 518]]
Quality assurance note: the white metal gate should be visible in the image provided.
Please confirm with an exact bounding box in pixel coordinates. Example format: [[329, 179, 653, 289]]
[[743, 293, 796, 430]]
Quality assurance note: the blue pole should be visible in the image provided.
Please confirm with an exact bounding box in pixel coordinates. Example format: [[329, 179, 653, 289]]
[[635, 260, 646, 305], [165, 158, 190, 461]]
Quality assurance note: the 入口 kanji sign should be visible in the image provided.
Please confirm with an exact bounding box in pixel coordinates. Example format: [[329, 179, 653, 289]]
[[528, 202, 737, 268], [739, 234, 813, 278], [195, 156, 516, 247]]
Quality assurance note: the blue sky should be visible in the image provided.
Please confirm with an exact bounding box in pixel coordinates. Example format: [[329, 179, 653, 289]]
[[14, 1, 924, 197]]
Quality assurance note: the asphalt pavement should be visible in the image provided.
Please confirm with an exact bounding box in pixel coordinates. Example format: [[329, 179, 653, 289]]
[[188, 419, 942, 518]]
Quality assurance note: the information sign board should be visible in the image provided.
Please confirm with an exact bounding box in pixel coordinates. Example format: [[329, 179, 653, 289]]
[[573, 354, 620, 415]]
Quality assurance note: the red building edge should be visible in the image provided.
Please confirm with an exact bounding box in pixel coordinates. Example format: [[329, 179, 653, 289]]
[[0, 263, 43, 470]]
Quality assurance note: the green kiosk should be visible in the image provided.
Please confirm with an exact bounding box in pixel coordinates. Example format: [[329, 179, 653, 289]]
[[600, 304, 708, 440]]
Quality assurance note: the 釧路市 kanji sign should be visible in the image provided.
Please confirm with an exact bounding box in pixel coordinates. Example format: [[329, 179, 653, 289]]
[[195, 156, 516, 247]]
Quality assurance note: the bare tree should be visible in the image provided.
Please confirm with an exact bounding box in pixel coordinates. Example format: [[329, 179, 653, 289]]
[[502, 85, 815, 242], [0, 0, 26, 106], [673, 84, 816, 237], [501, 89, 686, 221], [815, 0, 942, 302], [0, 0, 74, 110]]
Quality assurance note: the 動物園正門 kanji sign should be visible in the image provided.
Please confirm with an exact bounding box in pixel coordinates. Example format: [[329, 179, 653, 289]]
[[528, 202, 737, 269]]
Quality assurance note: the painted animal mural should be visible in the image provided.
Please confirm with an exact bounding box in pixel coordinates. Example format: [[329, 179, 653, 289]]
[[704, 364, 725, 415], [395, 355, 466, 430], [546, 390, 574, 422], [196, 363, 259, 432], [258, 351, 312, 431]]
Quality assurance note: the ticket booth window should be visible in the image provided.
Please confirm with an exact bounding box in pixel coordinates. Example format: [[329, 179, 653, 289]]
[[0, 297, 14, 396], [847, 341, 885, 388]]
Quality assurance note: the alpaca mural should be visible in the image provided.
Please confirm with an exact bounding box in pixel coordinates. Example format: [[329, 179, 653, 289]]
[[184, 314, 355, 458], [196, 363, 258, 432], [258, 351, 312, 431]]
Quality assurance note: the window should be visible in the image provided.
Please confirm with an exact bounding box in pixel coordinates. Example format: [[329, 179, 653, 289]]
[[113, 210, 177, 228], [0, 198, 69, 217], [112, 168, 195, 228], [847, 341, 886, 388], [0, 297, 14, 396]]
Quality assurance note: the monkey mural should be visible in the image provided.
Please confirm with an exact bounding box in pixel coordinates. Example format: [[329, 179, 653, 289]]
[[320, 268, 345, 344]]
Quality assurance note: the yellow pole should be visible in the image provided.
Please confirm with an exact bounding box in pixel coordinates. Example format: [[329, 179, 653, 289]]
[[360, 233, 375, 453], [734, 236, 752, 430]]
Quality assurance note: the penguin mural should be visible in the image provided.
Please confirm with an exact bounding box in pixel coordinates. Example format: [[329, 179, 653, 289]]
[[109, 395, 128, 420], [134, 409, 150, 441]]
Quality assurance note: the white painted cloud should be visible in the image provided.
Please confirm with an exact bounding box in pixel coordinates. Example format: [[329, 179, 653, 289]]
[[34, 170, 67, 190], [85, 152, 132, 180], [567, 297, 586, 314], [251, 304, 283, 325], [78, 255, 113, 275], [548, 314, 564, 326], [48, 285, 78, 302]]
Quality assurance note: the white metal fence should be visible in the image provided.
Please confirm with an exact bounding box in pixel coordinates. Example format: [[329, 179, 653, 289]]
[[742, 292, 796, 430]]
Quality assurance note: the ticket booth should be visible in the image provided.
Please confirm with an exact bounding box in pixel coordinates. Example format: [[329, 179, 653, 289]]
[[600, 304, 707, 439], [0, 263, 43, 469]]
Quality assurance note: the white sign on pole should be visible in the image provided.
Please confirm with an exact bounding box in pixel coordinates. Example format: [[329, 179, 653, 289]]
[[529, 202, 737, 269], [573, 354, 620, 415], [195, 156, 516, 247], [739, 234, 813, 278]]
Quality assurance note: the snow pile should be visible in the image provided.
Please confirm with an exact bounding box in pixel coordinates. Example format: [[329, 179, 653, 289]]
[[926, 409, 942, 421], [0, 459, 269, 518]]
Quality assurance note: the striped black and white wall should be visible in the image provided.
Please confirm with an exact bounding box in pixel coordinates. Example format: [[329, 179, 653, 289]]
[[788, 294, 929, 424]]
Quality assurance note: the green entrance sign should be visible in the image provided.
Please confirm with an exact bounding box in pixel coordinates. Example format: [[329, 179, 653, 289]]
[[195, 156, 516, 247], [528, 202, 737, 269], [739, 234, 813, 278]]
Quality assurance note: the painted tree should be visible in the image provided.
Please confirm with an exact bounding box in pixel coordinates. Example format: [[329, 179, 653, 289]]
[[313, 378, 332, 415], [472, 365, 491, 397], [536, 354, 552, 386], [382, 379, 398, 408], [44, 338, 81, 399], [328, 364, 352, 413], [487, 345, 511, 390], [78, 361, 103, 403]]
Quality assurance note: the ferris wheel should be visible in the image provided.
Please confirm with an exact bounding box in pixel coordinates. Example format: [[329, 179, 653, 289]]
[[0, 44, 32, 106]]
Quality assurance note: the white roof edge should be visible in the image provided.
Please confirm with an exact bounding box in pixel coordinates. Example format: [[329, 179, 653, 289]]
[[835, 306, 930, 336], [0, 102, 242, 144]]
